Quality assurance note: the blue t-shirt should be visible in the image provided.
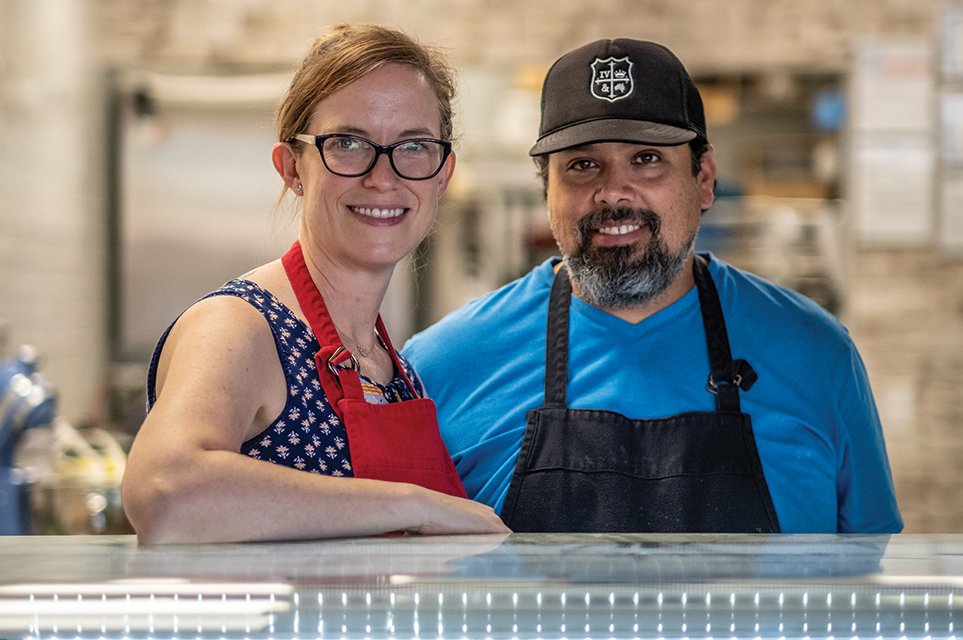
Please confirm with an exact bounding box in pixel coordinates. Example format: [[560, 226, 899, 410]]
[[403, 256, 902, 533]]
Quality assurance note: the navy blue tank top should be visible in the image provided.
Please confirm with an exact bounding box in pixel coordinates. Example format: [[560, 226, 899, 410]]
[[146, 279, 424, 477]]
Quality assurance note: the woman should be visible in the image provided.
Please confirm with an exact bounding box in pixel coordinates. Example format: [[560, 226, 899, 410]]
[[121, 24, 509, 543]]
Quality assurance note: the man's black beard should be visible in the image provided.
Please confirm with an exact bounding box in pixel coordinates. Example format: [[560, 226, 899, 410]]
[[563, 206, 693, 309]]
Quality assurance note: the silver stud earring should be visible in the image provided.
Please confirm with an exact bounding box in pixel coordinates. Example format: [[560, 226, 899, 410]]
[[296, 184, 303, 193]]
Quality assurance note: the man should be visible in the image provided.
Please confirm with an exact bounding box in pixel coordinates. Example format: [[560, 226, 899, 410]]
[[403, 38, 902, 533]]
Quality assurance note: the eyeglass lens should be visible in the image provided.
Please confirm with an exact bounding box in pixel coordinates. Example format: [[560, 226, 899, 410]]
[[321, 135, 446, 180]]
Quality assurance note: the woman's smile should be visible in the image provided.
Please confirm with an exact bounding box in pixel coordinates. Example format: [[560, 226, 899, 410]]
[[349, 205, 408, 221]]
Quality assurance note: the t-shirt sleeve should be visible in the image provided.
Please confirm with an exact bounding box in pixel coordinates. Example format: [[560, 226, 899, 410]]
[[833, 343, 904, 533]]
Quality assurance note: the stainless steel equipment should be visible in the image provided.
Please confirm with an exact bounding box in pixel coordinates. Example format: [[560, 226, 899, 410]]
[[0, 346, 57, 534]]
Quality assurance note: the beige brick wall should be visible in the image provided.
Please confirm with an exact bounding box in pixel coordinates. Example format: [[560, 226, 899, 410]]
[[89, 0, 949, 72]]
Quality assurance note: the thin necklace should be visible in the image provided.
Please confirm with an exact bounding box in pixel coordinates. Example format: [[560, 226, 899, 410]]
[[351, 340, 371, 358], [343, 329, 379, 359]]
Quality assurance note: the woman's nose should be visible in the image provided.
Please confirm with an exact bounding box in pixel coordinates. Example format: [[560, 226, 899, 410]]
[[362, 152, 399, 188]]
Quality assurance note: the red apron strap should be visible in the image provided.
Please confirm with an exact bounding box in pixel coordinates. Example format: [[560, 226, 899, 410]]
[[281, 241, 341, 346], [282, 241, 365, 406], [375, 316, 419, 397]]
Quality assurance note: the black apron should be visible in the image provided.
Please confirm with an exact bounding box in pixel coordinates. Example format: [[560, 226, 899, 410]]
[[500, 256, 781, 533]]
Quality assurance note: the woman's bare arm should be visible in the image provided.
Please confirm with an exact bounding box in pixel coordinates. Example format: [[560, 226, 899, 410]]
[[121, 296, 508, 544]]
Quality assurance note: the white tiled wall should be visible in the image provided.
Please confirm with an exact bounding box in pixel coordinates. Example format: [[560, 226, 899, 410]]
[[0, 0, 107, 421]]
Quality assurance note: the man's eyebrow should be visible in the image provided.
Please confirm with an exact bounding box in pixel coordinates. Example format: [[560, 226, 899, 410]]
[[560, 144, 595, 153]]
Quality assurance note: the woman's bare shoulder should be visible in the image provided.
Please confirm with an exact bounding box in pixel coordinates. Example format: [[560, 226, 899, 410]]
[[155, 292, 283, 395]]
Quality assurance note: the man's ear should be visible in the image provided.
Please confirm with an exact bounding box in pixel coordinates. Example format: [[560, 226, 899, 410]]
[[698, 145, 717, 212]]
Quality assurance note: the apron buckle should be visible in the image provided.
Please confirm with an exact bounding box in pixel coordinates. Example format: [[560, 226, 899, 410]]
[[705, 372, 742, 395], [326, 346, 361, 376], [706, 359, 758, 395]]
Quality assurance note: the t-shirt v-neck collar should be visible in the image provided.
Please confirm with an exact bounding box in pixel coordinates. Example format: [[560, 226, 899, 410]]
[[537, 257, 702, 336]]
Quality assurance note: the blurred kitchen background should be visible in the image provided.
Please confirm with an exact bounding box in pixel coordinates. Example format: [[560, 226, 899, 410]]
[[2, 0, 962, 534]]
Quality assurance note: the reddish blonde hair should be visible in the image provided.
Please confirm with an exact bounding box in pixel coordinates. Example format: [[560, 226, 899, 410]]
[[276, 24, 456, 144]]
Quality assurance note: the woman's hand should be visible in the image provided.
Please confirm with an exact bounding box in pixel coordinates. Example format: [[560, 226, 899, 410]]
[[403, 488, 511, 535]]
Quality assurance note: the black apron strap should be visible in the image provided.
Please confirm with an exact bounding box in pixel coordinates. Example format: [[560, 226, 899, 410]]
[[692, 255, 755, 413], [551, 257, 755, 413], [545, 265, 574, 407]]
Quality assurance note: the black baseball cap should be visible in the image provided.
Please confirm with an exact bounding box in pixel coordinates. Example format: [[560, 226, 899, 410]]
[[529, 39, 708, 156]]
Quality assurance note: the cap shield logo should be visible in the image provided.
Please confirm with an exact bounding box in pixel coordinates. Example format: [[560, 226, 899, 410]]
[[590, 56, 634, 102]]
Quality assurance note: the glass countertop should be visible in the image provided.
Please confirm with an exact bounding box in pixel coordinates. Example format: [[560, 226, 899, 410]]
[[0, 533, 960, 639]]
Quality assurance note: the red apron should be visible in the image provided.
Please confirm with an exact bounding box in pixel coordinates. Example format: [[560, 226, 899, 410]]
[[280, 241, 467, 498]]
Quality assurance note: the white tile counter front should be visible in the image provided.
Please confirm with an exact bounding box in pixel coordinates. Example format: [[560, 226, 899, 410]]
[[0, 533, 960, 639]]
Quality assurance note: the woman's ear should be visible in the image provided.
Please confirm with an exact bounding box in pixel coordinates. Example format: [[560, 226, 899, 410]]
[[435, 151, 456, 198], [272, 142, 301, 192]]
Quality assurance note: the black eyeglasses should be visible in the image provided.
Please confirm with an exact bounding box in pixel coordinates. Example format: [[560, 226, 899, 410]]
[[290, 133, 452, 181]]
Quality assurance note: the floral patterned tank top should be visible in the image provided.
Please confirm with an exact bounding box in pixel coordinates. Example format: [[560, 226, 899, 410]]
[[146, 279, 425, 477]]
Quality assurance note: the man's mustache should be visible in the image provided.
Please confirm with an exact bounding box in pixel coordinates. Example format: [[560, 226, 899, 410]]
[[576, 207, 661, 242]]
